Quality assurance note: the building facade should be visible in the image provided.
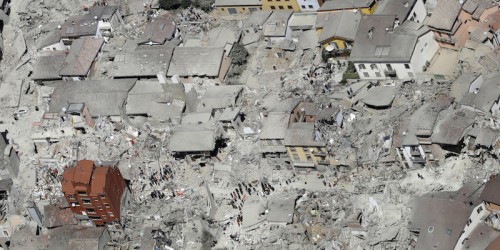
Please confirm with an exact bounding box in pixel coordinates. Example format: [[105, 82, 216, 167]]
[[62, 160, 127, 226], [214, 0, 262, 14], [297, 0, 323, 12], [262, 0, 301, 12]]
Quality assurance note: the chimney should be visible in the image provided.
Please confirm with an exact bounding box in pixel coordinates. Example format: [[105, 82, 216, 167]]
[[404, 1, 409, 7], [394, 18, 400, 29]]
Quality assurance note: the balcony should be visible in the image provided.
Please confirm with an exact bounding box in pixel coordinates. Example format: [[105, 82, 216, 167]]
[[384, 69, 397, 77], [435, 36, 456, 45]]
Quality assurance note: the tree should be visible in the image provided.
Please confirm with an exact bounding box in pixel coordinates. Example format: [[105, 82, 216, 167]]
[[159, 0, 180, 10], [229, 43, 249, 66], [180, 0, 192, 9]]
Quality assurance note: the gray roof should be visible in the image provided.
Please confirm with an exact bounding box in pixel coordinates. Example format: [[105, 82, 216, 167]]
[[431, 108, 476, 145], [462, 0, 496, 20], [408, 195, 475, 250], [318, 11, 361, 43], [243, 10, 273, 28], [288, 13, 317, 30], [126, 80, 185, 122], [318, 0, 375, 11], [168, 124, 216, 152], [197, 85, 243, 112], [266, 197, 296, 224], [49, 79, 136, 116], [167, 47, 225, 77], [36, 29, 62, 50], [218, 107, 241, 121], [284, 122, 324, 147], [475, 128, 496, 147], [32, 52, 66, 81], [263, 11, 293, 37], [362, 86, 396, 107], [59, 37, 104, 76], [426, 0, 461, 31], [181, 112, 213, 125], [260, 112, 290, 139], [298, 30, 319, 50], [60, 6, 118, 38], [261, 95, 300, 113], [402, 96, 453, 146], [138, 18, 176, 45], [350, 15, 418, 63], [214, 0, 261, 6], [460, 72, 500, 114], [451, 73, 481, 102], [112, 40, 178, 78], [374, 0, 417, 21]]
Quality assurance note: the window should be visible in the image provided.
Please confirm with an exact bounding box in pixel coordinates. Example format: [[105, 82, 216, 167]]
[[424, 43, 428, 47], [221, 8, 224, 10], [386, 64, 393, 71], [271, 6, 276, 9], [104, 203, 110, 208], [82, 198, 91, 204], [77, 191, 87, 196], [477, 206, 483, 214], [108, 212, 114, 217], [228, 8, 237, 14], [287, 5, 293, 9], [279, 6, 284, 9], [293, 154, 300, 160], [302, 147, 308, 152], [242, 8, 246, 10], [98, 206, 103, 211], [290, 147, 296, 152], [408, 72, 414, 78], [358, 64, 366, 70], [86, 208, 96, 213], [375, 72, 381, 77], [308, 5, 313, 8], [89, 215, 101, 220], [363, 72, 369, 78], [306, 155, 313, 160], [467, 219, 472, 226], [301, 5, 306, 8], [446, 229, 452, 235], [404, 64, 410, 69], [100, 194, 106, 199], [370, 64, 377, 70], [67, 195, 75, 200], [2, 230, 8, 237]]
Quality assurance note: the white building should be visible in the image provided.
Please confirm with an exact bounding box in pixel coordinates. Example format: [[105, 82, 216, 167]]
[[296, 0, 322, 11], [349, 15, 438, 80], [375, 0, 427, 24]]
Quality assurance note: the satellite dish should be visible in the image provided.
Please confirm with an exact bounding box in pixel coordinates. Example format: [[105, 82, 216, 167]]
[[326, 45, 335, 51]]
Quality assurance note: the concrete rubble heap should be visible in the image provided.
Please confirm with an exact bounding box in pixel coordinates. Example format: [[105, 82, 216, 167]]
[[0, 0, 498, 249]]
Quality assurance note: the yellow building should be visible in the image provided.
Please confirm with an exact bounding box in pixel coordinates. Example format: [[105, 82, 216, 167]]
[[284, 123, 333, 168], [214, 0, 262, 14], [262, 0, 301, 12], [317, 0, 377, 14]]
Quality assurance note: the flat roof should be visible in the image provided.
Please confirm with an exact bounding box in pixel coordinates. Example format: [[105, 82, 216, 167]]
[[263, 11, 293, 37], [260, 112, 290, 139], [168, 125, 216, 152], [138, 18, 176, 45], [431, 108, 476, 145], [362, 86, 396, 107], [284, 122, 324, 147]]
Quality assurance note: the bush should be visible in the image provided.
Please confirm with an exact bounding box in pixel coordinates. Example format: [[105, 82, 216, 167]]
[[230, 43, 249, 66]]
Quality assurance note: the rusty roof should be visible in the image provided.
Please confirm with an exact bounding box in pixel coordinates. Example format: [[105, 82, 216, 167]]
[[90, 167, 109, 194], [480, 175, 500, 205], [62, 167, 76, 193], [60, 37, 104, 77], [73, 160, 94, 185]]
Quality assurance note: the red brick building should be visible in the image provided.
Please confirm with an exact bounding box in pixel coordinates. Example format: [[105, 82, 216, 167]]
[[62, 160, 126, 226]]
